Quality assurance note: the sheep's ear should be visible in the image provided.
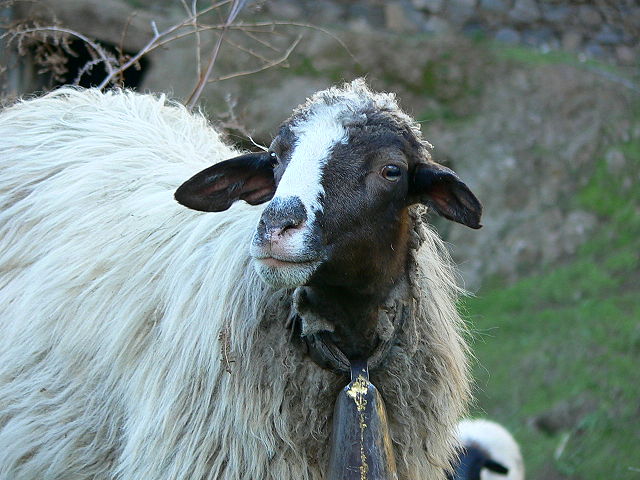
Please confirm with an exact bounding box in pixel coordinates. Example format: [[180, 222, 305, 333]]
[[484, 459, 509, 475], [175, 152, 275, 212], [410, 162, 482, 229]]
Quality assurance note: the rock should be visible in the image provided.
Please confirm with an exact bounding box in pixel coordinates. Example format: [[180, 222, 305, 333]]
[[242, 76, 330, 138], [424, 16, 452, 35], [509, 0, 541, 23], [303, 2, 345, 24], [562, 31, 583, 51], [463, 21, 485, 36], [452, 0, 477, 7], [385, 3, 419, 32], [585, 42, 606, 58], [347, 4, 385, 29], [479, 0, 510, 15], [531, 396, 598, 435], [558, 211, 598, 257], [267, 1, 303, 19], [605, 149, 626, 174], [578, 5, 601, 27], [541, 4, 571, 23], [495, 28, 521, 44], [411, 0, 444, 13], [522, 27, 557, 48], [616, 45, 637, 65], [629, 8, 640, 34], [427, 52, 635, 288], [347, 17, 373, 33], [595, 25, 624, 45], [14, 0, 158, 51], [447, 0, 477, 26]]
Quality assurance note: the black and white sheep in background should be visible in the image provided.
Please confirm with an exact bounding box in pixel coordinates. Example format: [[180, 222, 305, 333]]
[[449, 419, 525, 480], [0, 80, 482, 479]]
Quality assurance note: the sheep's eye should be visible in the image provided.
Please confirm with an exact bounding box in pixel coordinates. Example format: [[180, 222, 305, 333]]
[[380, 165, 402, 181], [268, 151, 279, 168]]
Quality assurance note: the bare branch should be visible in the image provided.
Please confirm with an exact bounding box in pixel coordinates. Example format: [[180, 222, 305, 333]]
[[191, 0, 202, 77], [179, 0, 191, 17], [221, 35, 273, 63], [226, 0, 248, 26], [97, 0, 233, 89], [73, 57, 101, 85], [206, 34, 301, 83], [146, 20, 353, 60], [179, 0, 202, 78], [241, 29, 281, 53], [185, 0, 250, 110], [129, 23, 227, 50], [3, 1, 353, 107], [185, 20, 358, 64], [4, 25, 117, 79], [185, 29, 224, 109], [247, 135, 268, 151], [233, 21, 357, 65], [118, 11, 137, 60]]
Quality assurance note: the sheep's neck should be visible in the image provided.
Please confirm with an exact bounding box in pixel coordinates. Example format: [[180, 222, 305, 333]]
[[296, 278, 407, 362], [312, 286, 377, 360]]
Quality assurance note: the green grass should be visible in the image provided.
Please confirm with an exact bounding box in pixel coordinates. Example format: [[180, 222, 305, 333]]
[[493, 44, 593, 67], [490, 43, 634, 72], [490, 42, 640, 96], [462, 137, 640, 478]]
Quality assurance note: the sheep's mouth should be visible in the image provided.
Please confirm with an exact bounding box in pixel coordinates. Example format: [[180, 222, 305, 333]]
[[255, 256, 319, 268], [252, 255, 322, 289]]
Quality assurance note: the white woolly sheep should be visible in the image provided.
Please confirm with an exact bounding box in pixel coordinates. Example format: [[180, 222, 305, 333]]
[[450, 419, 525, 480], [0, 80, 482, 480]]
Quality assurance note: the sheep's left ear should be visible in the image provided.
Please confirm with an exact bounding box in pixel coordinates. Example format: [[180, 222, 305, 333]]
[[410, 162, 483, 229], [175, 152, 275, 212]]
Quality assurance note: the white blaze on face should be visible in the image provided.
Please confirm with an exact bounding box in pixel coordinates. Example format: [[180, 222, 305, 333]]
[[251, 104, 350, 289], [274, 104, 349, 225]]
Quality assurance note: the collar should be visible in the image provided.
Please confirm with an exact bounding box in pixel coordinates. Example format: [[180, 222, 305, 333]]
[[291, 298, 410, 374]]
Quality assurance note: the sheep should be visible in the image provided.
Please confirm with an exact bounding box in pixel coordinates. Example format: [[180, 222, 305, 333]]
[[0, 80, 482, 480], [449, 419, 525, 480]]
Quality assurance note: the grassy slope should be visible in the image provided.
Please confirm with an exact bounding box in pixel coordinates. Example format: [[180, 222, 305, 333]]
[[463, 130, 640, 478]]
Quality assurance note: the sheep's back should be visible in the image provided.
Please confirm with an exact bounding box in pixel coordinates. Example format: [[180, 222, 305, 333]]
[[0, 88, 265, 479]]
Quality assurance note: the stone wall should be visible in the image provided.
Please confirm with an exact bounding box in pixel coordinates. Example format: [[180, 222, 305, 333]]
[[261, 0, 639, 65]]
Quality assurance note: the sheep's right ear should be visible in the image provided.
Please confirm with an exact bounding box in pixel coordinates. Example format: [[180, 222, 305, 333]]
[[175, 152, 276, 212], [484, 459, 509, 475], [410, 162, 483, 229]]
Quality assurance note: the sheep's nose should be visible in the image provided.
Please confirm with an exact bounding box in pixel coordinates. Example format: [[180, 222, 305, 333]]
[[259, 196, 307, 239]]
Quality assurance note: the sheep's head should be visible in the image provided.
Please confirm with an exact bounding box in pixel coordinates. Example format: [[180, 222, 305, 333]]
[[176, 80, 481, 293]]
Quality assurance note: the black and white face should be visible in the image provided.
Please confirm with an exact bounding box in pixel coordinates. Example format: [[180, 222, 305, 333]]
[[175, 82, 482, 291], [248, 105, 343, 288]]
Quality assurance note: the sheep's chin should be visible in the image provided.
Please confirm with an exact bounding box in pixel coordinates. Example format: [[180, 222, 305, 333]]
[[253, 260, 319, 289]]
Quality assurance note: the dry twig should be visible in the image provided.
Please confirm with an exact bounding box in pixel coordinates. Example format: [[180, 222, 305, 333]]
[[3, 24, 117, 80], [218, 327, 236, 374], [207, 34, 301, 83], [92, 0, 232, 89], [185, 0, 248, 110], [2, 1, 354, 109]]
